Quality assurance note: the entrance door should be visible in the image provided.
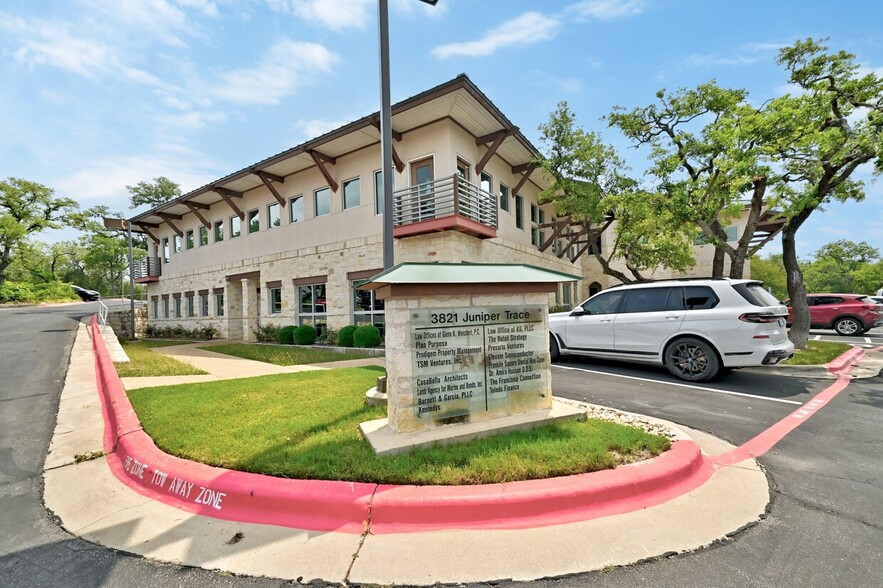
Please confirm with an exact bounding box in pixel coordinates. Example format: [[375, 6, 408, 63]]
[[411, 157, 434, 221]]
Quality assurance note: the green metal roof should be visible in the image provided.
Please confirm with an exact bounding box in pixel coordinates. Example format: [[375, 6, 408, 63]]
[[360, 263, 581, 290]]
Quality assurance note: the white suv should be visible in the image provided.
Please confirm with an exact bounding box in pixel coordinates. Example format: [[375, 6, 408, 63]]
[[549, 279, 794, 382]]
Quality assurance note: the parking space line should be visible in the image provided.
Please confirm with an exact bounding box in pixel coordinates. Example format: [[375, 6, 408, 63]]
[[813, 335, 821, 340], [865, 336, 872, 344], [553, 365, 803, 405]]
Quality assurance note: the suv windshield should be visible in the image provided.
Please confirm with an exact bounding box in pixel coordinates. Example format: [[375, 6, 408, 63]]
[[734, 282, 780, 307]]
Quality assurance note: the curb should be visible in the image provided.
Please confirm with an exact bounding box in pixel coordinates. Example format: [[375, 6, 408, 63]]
[[90, 316, 714, 534], [824, 346, 865, 374]]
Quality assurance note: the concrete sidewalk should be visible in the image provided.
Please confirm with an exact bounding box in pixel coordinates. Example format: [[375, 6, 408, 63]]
[[44, 323, 770, 585]]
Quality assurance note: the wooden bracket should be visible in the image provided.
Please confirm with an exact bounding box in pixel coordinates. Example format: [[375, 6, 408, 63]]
[[185, 202, 211, 229], [135, 224, 160, 244], [214, 187, 244, 220], [158, 213, 183, 237], [255, 170, 286, 207], [308, 150, 339, 192], [475, 128, 515, 175], [511, 163, 537, 196]]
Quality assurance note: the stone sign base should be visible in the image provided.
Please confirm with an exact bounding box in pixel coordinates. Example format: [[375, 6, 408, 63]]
[[359, 399, 587, 457]]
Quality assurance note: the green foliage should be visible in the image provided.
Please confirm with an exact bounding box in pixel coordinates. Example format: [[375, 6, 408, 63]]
[[782, 341, 852, 365], [144, 323, 218, 340], [277, 325, 297, 345], [293, 324, 318, 345], [127, 177, 182, 209], [252, 323, 280, 342], [338, 325, 358, 347], [202, 343, 369, 365], [128, 368, 670, 484], [802, 240, 882, 293], [749, 254, 787, 300], [116, 340, 208, 377], [0, 280, 78, 303], [353, 325, 382, 348], [318, 327, 339, 346]]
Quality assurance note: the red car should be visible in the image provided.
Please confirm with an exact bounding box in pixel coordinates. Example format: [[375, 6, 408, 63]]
[[786, 294, 883, 336]]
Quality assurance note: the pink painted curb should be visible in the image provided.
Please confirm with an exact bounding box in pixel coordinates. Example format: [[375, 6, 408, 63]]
[[90, 316, 714, 534], [825, 346, 865, 374]]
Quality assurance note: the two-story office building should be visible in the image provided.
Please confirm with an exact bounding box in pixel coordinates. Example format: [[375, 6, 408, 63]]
[[130, 75, 587, 339], [129, 74, 776, 340]]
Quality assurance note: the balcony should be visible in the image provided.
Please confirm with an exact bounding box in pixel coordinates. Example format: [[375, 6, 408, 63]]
[[133, 257, 162, 283], [393, 174, 497, 239]]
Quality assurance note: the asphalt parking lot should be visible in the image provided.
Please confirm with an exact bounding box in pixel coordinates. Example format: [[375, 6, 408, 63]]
[[808, 326, 883, 347]]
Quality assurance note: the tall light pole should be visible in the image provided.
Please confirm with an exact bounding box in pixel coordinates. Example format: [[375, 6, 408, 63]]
[[378, 0, 438, 270]]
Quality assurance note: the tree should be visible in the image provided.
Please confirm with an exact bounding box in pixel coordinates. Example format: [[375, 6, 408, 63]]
[[126, 176, 181, 209], [608, 82, 779, 279], [0, 178, 78, 286], [536, 102, 695, 283], [749, 254, 788, 300], [763, 39, 883, 348], [803, 240, 881, 294]]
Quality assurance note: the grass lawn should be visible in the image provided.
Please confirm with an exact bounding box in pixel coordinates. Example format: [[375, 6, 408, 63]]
[[782, 340, 853, 365], [115, 340, 208, 377], [127, 367, 671, 485], [200, 342, 372, 366]]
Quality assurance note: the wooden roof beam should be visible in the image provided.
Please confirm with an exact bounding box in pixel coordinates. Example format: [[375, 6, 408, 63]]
[[538, 216, 572, 253], [255, 170, 286, 207], [370, 117, 403, 141], [308, 150, 339, 192], [184, 200, 209, 210], [214, 187, 244, 220], [511, 163, 537, 196], [134, 223, 160, 244], [475, 128, 515, 175], [158, 213, 184, 237], [185, 202, 211, 229]]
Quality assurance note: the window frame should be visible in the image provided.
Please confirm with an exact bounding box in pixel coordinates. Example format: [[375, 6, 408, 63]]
[[499, 183, 510, 213], [198, 225, 209, 246], [200, 294, 209, 317], [515, 194, 524, 229], [186, 295, 195, 317], [230, 216, 241, 238], [297, 283, 327, 334], [161, 237, 170, 262], [173, 234, 182, 253], [267, 202, 281, 229], [215, 292, 225, 316], [247, 209, 260, 234], [185, 229, 194, 250], [314, 187, 331, 217], [289, 194, 304, 223], [269, 287, 282, 314], [353, 280, 385, 335], [214, 220, 224, 242], [342, 177, 361, 210]]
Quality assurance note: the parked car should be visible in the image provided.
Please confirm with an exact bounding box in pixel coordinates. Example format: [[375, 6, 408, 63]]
[[549, 279, 794, 382], [785, 294, 883, 335], [71, 285, 101, 302], [870, 296, 883, 306]]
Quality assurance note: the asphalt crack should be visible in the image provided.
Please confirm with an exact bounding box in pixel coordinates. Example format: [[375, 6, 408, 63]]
[[773, 488, 883, 531]]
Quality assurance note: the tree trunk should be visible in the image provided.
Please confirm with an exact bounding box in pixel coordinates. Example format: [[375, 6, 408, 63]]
[[782, 211, 813, 349], [712, 247, 726, 278], [729, 248, 747, 279], [0, 245, 12, 286], [593, 252, 635, 284]]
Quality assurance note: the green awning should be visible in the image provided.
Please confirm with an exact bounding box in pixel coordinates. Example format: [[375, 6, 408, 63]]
[[360, 262, 581, 290]]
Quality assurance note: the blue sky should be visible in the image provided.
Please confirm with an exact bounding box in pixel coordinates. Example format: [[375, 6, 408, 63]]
[[2, 0, 881, 260]]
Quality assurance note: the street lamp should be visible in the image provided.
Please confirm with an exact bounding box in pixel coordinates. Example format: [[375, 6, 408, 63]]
[[378, 0, 438, 270]]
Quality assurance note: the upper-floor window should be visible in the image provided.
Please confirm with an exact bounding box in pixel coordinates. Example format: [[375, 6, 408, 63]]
[[480, 172, 492, 196], [161, 238, 170, 262], [530, 204, 546, 247], [290, 195, 304, 223], [515, 194, 524, 229], [267, 202, 281, 228], [499, 183, 510, 213], [694, 225, 738, 246], [214, 220, 224, 242], [314, 187, 331, 217], [456, 158, 471, 181], [230, 216, 241, 238], [343, 177, 360, 210], [374, 170, 384, 215], [247, 209, 260, 234], [173, 234, 182, 253], [185, 229, 194, 250], [199, 226, 209, 246]]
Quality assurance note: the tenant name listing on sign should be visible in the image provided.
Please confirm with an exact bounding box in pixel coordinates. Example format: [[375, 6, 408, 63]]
[[411, 306, 547, 420]]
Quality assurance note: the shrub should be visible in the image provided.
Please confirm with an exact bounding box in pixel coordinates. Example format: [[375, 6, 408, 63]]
[[549, 305, 572, 313], [144, 323, 217, 340], [293, 325, 318, 345], [253, 323, 281, 342], [0, 281, 36, 303], [277, 325, 297, 345], [338, 325, 358, 347], [318, 327, 339, 346], [353, 325, 382, 348]]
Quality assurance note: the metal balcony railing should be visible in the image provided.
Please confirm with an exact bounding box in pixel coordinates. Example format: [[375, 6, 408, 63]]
[[132, 257, 162, 280], [393, 174, 498, 231]]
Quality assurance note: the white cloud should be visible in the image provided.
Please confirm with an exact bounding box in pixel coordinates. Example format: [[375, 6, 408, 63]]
[[681, 53, 764, 69], [159, 110, 227, 130], [174, 0, 219, 17], [526, 71, 584, 94], [77, 0, 195, 47], [294, 118, 350, 139], [266, 0, 373, 31], [567, 0, 646, 21], [432, 12, 561, 59], [213, 40, 338, 105]]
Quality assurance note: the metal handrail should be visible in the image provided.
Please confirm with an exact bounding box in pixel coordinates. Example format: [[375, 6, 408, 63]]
[[98, 299, 108, 330], [392, 174, 498, 228]]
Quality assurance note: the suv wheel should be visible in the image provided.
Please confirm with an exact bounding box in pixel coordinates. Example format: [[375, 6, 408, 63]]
[[665, 337, 720, 382], [549, 335, 560, 361], [833, 317, 863, 336]]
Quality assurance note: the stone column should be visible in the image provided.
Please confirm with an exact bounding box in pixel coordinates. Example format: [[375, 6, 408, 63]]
[[241, 278, 253, 342]]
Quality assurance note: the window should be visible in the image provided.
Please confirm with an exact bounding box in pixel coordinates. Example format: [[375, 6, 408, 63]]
[[621, 288, 672, 314], [216, 292, 225, 316], [694, 225, 738, 246], [186, 295, 195, 317], [200, 294, 209, 317], [230, 216, 241, 238], [289, 195, 304, 223], [269, 287, 282, 314], [163, 298, 169, 318], [161, 238, 169, 262], [214, 220, 224, 242], [267, 203, 281, 228], [582, 290, 625, 315], [298, 283, 327, 333], [173, 234, 182, 253], [674, 286, 719, 310], [247, 209, 260, 233], [199, 226, 209, 246], [456, 158, 470, 181], [353, 281, 385, 335], [314, 187, 331, 217], [185, 229, 194, 250], [562, 283, 573, 307], [515, 194, 524, 229], [499, 183, 510, 212], [343, 177, 360, 210], [374, 170, 384, 215], [530, 205, 546, 247], [480, 172, 492, 196], [174, 297, 182, 318], [151, 299, 158, 318]]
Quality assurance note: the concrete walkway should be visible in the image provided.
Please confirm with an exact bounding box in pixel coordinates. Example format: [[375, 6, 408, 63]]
[[122, 340, 385, 390], [44, 323, 771, 585]]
